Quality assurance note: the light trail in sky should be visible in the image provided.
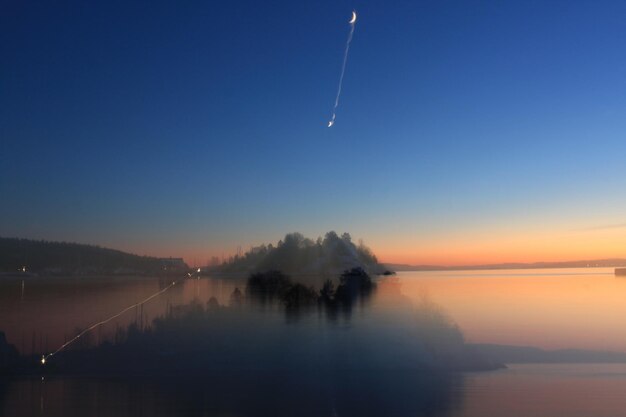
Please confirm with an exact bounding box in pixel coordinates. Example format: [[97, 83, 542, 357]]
[[328, 10, 357, 128]]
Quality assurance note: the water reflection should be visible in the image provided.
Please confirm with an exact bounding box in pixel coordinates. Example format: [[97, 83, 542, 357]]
[[2, 372, 463, 417], [10, 270, 493, 376], [246, 268, 376, 321], [0, 276, 240, 356], [3, 268, 626, 416], [0, 270, 483, 416], [396, 268, 626, 351]]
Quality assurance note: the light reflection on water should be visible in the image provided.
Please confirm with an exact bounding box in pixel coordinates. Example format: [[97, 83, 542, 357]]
[[0, 276, 243, 355], [456, 364, 626, 417], [2, 267, 625, 355], [2, 268, 626, 415], [394, 267, 626, 351]]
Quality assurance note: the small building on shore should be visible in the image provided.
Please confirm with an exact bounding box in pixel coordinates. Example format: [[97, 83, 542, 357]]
[[160, 257, 188, 272]]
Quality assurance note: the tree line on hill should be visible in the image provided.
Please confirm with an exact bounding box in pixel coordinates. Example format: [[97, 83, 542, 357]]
[[0, 237, 174, 275], [217, 231, 390, 276]]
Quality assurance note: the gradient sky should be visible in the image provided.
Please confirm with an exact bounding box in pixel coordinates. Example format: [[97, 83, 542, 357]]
[[2, 0, 626, 265]]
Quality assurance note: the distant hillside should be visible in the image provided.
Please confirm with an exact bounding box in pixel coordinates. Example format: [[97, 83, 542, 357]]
[[386, 258, 626, 272], [0, 237, 181, 276], [471, 343, 626, 363], [217, 232, 389, 276]]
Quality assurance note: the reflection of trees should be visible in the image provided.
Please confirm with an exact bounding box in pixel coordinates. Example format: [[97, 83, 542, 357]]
[[0, 369, 463, 417], [283, 284, 317, 309], [244, 268, 376, 319], [319, 279, 335, 302], [229, 288, 243, 307], [245, 270, 293, 303], [206, 296, 219, 310], [0, 331, 18, 372], [334, 267, 375, 303], [9, 268, 500, 381]]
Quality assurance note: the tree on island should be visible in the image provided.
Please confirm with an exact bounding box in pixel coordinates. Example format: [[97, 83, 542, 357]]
[[218, 231, 388, 276]]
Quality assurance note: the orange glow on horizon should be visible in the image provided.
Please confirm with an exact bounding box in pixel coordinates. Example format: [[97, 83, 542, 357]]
[[115, 226, 626, 268], [372, 227, 626, 266]]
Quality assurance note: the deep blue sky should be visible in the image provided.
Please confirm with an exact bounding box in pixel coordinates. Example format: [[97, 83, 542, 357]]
[[2, 0, 626, 264]]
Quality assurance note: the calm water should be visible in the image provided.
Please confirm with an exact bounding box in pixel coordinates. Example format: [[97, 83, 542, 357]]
[[2, 267, 626, 415], [397, 267, 626, 351], [3, 364, 626, 417]]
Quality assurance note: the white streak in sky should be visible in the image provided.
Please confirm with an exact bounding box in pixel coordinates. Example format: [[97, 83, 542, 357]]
[[328, 11, 357, 128]]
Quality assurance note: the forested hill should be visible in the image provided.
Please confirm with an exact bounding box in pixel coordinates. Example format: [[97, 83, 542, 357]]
[[0, 237, 175, 275], [217, 232, 390, 276]]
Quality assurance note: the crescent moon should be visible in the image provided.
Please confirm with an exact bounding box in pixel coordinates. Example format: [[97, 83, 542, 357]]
[[349, 11, 357, 24]]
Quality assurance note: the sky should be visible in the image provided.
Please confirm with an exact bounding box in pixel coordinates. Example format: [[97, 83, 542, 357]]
[[2, 0, 626, 266]]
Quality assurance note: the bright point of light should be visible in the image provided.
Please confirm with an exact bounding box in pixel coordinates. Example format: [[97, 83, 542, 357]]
[[349, 10, 357, 24], [41, 356, 46, 365], [197, 268, 201, 273]]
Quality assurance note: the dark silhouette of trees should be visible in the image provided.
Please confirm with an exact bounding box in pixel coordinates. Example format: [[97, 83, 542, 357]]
[[0, 332, 18, 372], [334, 267, 375, 304], [245, 270, 293, 303], [230, 288, 243, 307], [0, 237, 170, 275], [319, 279, 335, 302], [207, 297, 219, 310], [283, 283, 318, 309], [219, 232, 389, 276], [245, 268, 376, 315], [246, 271, 318, 310], [245, 270, 317, 312]]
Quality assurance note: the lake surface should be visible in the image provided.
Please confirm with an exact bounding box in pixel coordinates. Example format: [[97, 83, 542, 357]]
[[2, 267, 626, 415], [3, 364, 626, 416], [396, 267, 626, 351]]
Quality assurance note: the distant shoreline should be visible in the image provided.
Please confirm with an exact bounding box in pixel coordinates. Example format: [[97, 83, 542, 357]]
[[1, 265, 621, 282], [386, 259, 626, 272], [0, 273, 175, 283]]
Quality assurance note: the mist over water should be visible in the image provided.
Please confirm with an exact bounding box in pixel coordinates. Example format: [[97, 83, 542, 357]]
[[0, 273, 475, 416], [2, 267, 625, 355], [2, 268, 626, 416]]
